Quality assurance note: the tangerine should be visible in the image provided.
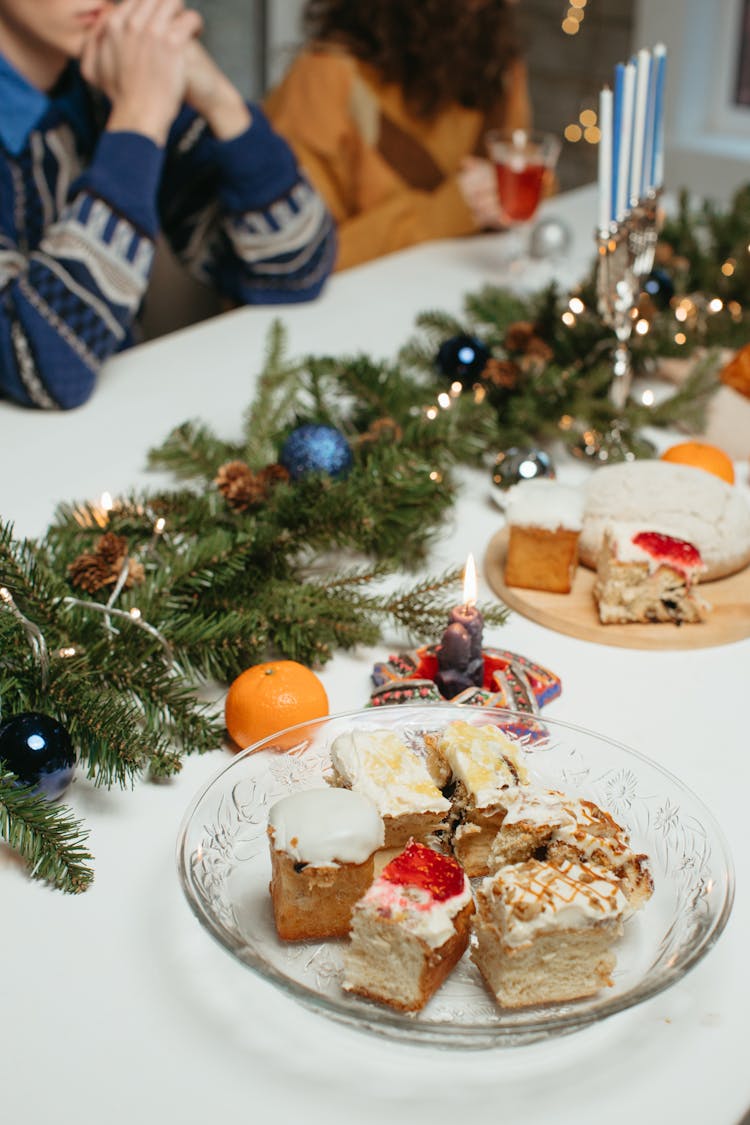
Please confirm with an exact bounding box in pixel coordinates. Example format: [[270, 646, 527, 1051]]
[[224, 660, 329, 750], [660, 441, 735, 484]]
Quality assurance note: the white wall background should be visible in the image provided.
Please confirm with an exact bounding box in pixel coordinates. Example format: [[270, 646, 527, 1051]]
[[635, 0, 750, 202]]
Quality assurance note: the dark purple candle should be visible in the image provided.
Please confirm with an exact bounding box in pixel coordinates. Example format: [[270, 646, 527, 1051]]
[[435, 555, 485, 699]]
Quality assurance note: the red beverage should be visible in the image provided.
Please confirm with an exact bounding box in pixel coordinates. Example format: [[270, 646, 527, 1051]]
[[495, 161, 546, 222]]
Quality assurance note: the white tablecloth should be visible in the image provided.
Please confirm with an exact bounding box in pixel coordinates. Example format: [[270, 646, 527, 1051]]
[[1, 186, 748, 1125]]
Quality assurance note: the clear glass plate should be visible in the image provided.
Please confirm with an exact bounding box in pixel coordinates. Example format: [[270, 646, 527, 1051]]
[[176, 703, 734, 1048]]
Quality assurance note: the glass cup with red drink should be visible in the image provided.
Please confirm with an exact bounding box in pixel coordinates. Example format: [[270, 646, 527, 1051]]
[[485, 128, 561, 261]]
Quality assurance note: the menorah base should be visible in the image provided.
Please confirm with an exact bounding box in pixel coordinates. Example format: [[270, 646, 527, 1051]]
[[567, 418, 656, 464]]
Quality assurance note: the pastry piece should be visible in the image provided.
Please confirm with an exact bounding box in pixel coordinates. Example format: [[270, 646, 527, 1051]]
[[435, 719, 529, 877], [342, 840, 474, 1012], [268, 787, 384, 941], [594, 525, 710, 624], [486, 789, 653, 909], [472, 858, 628, 1008], [546, 797, 653, 909], [329, 729, 450, 848], [580, 460, 750, 581], [503, 479, 584, 593], [485, 786, 577, 868]]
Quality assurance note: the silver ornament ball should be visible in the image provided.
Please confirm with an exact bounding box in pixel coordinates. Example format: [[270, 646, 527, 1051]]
[[529, 216, 573, 260], [491, 446, 556, 495]]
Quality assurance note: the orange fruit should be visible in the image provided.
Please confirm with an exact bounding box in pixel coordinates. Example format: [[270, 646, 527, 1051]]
[[224, 660, 329, 750], [660, 441, 735, 484]]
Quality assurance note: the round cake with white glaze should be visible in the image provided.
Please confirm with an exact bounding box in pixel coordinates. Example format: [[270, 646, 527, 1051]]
[[579, 460, 750, 581]]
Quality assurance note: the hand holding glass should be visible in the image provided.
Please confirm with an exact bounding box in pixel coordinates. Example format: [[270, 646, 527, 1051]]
[[485, 129, 561, 260]]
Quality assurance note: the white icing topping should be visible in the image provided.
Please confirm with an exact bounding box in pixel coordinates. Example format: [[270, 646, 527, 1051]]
[[357, 870, 472, 948], [330, 729, 450, 817], [500, 787, 576, 829], [482, 858, 628, 947], [268, 787, 384, 866], [437, 720, 529, 808], [504, 478, 584, 531]]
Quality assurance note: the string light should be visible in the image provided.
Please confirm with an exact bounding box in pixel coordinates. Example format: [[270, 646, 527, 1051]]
[[675, 332, 687, 345], [708, 297, 724, 313], [562, 0, 587, 34], [561, 310, 577, 327], [569, 297, 585, 314], [635, 318, 650, 335], [437, 392, 451, 409], [722, 260, 736, 277], [641, 389, 655, 405], [0, 586, 49, 689]]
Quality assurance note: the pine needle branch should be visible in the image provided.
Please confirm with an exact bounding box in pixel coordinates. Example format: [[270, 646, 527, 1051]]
[[0, 768, 94, 894]]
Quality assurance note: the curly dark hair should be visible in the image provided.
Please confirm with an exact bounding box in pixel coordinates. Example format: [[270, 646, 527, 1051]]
[[302, 0, 523, 119]]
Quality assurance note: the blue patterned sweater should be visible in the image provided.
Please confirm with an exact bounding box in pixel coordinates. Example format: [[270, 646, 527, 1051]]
[[0, 58, 336, 410]]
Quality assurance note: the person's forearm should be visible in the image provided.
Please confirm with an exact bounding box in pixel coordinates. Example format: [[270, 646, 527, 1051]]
[[200, 79, 252, 140]]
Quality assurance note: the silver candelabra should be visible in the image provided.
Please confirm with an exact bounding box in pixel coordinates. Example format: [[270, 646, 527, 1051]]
[[596, 192, 661, 409]]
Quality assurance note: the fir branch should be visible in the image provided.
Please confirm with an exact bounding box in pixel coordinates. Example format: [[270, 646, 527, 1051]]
[[147, 421, 242, 481], [383, 570, 510, 640], [0, 768, 94, 894], [241, 320, 308, 467]]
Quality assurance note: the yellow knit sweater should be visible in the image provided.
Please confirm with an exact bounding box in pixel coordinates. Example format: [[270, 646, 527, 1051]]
[[265, 49, 531, 271]]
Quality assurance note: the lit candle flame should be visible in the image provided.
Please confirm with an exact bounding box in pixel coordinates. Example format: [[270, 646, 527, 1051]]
[[463, 553, 477, 608]]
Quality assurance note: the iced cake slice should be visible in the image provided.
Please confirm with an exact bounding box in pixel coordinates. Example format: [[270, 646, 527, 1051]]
[[486, 790, 653, 909], [268, 788, 384, 941], [329, 729, 450, 848], [503, 478, 584, 594], [342, 840, 474, 1012], [594, 524, 710, 625], [546, 797, 653, 909], [472, 857, 628, 1008], [435, 719, 529, 877]]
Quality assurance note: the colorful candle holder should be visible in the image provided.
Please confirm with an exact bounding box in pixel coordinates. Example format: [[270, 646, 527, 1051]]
[[369, 646, 561, 741]]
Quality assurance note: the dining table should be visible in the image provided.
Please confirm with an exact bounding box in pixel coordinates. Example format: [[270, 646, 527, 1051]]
[[1, 184, 748, 1125]]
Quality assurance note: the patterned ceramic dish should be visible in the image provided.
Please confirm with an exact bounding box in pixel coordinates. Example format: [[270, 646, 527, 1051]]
[[176, 703, 734, 1048]]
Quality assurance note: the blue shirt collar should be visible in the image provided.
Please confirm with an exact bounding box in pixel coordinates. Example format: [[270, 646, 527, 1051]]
[[0, 54, 92, 155]]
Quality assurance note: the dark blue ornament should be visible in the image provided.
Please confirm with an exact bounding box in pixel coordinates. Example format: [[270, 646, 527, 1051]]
[[279, 424, 353, 481], [436, 334, 490, 386], [0, 712, 75, 800], [643, 268, 675, 310]]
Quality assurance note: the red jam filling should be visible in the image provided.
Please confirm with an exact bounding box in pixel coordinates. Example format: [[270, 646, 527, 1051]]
[[631, 531, 702, 570], [381, 840, 465, 901]]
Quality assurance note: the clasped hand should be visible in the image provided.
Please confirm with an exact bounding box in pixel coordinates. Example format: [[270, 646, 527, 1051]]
[[81, 0, 250, 145]]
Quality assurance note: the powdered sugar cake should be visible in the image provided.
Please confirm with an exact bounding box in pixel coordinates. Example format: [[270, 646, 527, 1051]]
[[580, 460, 750, 581]]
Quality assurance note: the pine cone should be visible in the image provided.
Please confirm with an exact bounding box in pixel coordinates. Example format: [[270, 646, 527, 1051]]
[[257, 462, 290, 488], [68, 532, 145, 593], [68, 554, 113, 593], [96, 532, 128, 566], [481, 358, 520, 390], [215, 460, 287, 511], [504, 321, 537, 352], [525, 336, 554, 363]]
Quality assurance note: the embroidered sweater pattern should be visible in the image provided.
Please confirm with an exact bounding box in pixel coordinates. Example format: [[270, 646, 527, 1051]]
[[0, 80, 336, 409]]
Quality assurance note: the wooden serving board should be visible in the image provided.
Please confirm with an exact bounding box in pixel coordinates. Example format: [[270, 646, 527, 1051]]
[[484, 528, 750, 650]]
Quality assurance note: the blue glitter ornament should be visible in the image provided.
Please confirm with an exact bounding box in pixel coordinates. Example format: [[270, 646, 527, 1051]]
[[436, 334, 490, 386], [279, 424, 353, 481], [0, 712, 75, 800]]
